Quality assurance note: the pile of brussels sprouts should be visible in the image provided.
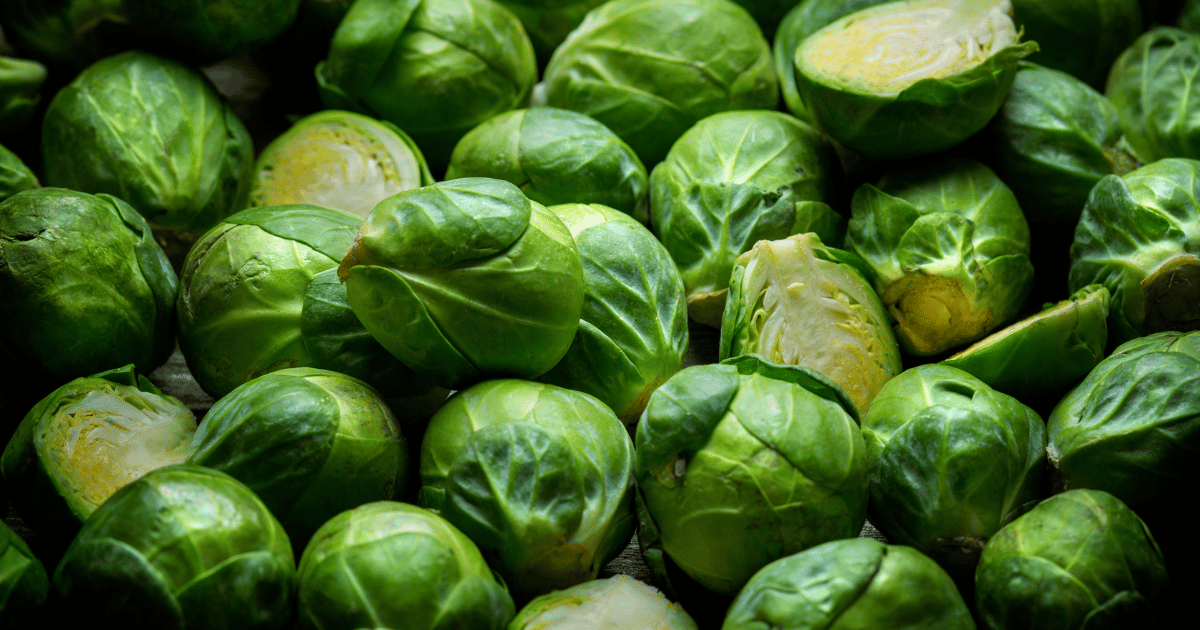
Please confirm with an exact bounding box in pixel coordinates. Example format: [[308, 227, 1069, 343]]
[[2, 0, 1199, 628]]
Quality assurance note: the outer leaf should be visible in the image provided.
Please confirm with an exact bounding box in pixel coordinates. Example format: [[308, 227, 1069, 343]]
[[0, 144, 37, 202], [1107, 27, 1200, 163]]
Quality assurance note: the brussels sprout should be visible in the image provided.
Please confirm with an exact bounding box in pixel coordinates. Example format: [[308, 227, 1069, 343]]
[[1009, 0, 1142, 88], [297, 501, 515, 630], [497, 0, 608, 63], [974, 489, 1169, 629], [635, 355, 868, 596], [339, 178, 585, 390], [248, 110, 433, 219], [845, 157, 1034, 356], [419, 380, 634, 600], [511, 575, 698, 630], [543, 0, 779, 167], [0, 56, 46, 137], [1, 365, 195, 539], [0, 521, 49, 626], [650, 110, 844, 326], [0, 0, 128, 68], [0, 144, 37, 202], [941, 285, 1110, 405], [1069, 158, 1200, 344], [720, 233, 902, 414], [722, 538, 974, 630], [53, 465, 295, 629], [793, 0, 1037, 160], [317, 0, 537, 170], [41, 50, 254, 233], [538, 203, 688, 424], [1107, 27, 1200, 163], [125, 0, 303, 64], [447, 108, 650, 222]]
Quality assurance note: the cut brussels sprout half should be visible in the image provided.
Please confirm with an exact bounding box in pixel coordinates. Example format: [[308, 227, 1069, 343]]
[[511, 575, 698, 630]]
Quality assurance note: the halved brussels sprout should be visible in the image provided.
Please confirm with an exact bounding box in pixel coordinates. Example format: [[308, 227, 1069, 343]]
[[0, 56, 46, 136], [124, 0, 303, 63], [297, 501, 515, 630], [0, 0, 129, 68], [511, 575, 698, 630], [0, 520, 49, 625], [1009, 0, 1142, 88], [1107, 27, 1200, 163], [793, 0, 1037, 160], [720, 233, 902, 415], [248, 110, 433, 219], [0, 144, 37, 202]]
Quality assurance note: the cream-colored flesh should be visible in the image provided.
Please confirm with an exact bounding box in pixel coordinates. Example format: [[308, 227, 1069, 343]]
[[520, 575, 692, 630]]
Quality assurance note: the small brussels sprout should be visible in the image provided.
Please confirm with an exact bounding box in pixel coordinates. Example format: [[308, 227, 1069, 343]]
[[543, 0, 779, 167], [538, 203, 689, 424], [720, 233, 902, 415], [635, 355, 868, 596], [650, 110, 844, 326], [1009, 0, 1142, 88], [1107, 27, 1200, 163], [52, 465, 295, 629], [297, 501, 515, 630], [0, 56, 46, 136], [722, 538, 975, 630], [975, 489, 1169, 629], [1, 365, 195, 539], [419, 380, 635, 600], [511, 575, 698, 630], [125, 0, 303, 64], [793, 0, 1037, 160], [248, 110, 433, 219], [1069, 158, 1200, 344], [0, 0, 129, 68], [845, 157, 1034, 356], [0, 521, 49, 626], [447, 108, 650, 222], [317, 0, 536, 170], [496, 0, 608, 63], [0, 144, 37, 202], [339, 178, 585, 390], [41, 51, 254, 232]]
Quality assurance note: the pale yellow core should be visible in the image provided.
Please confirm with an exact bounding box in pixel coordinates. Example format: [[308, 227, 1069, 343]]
[[884, 273, 994, 356], [803, 0, 1018, 93], [521, 575, 691, 630]]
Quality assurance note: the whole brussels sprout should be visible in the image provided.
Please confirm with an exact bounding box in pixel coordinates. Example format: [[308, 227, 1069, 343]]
[[41, 50, 254, 233], [0, 56, 46, 137], [1009, 0, 1142, 88], [974, 489, 1169, 629], [496, 0, 608, 63], [1107, 27, 1200, 163], [296, 501, 515, 630], [793, 0, 1037, 160], [636, 355, 868, 596], [53, 465, 295, 629], [419, 379, 635, 600], [125, 0, 303, 64], [845, 157, 1034, 356], [543, 0, 779, 167], [722, 538, 974, 630], [0, 0, 129, 68], [0, 144, 37, 202], [511, 575, 698, 630], [650, 110, 844, 326], [339, 178, 585, 390], [0, 521, 49, 626]]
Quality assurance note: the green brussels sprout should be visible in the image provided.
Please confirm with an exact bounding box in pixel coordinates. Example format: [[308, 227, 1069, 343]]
[[317, 0, 537, 170], [41, 50, 254, 233], [297, 501, 515, 630], [248, 110, 433, 219], [1009, 0, 1142, 88], [124, 0, 303, 64], [649, 110, 844, 326], [1107, 27, 1200, 163], [0, 144, 37, 202], [0, 521, 49, 626], [339, 178, 585, 390], [53, 465, 295, 629], [0, 0, 129, 68], [793, 0, 1037, 160], [187, 368, 407, 546], [447, 108, 650, 222], [510, 575, 698, 630], [1068, 158, 1200, 344], [538, 203, 689, 424], [543, 0, 779, 167], [941, 285, 1111, 406], [419, 380, 635, 600], [722, 538, 974, 630], [974, 489, 1169, 629], [635, 355, 868, 596], [0, 56, 46, 137], [1, 364, 195, 539], [0, 189, 178, 402], [845, 157, 1034, 356], [862, 364, 1046, 579], [720, 233, 902, 415], [496, 0, 607, 63]]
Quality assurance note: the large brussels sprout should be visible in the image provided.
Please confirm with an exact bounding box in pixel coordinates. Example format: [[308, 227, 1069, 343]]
[[41, 51, 254, 232], [317, 0, 536, 170], [248, 110, 433, 219], [447, 108, 649, 222], [339, 178, 585, 390], [497, 0, 607, 63], [0, 144, 37, 202], [1107, 27, 1200, 163], [125, 0, 303, 63], [0, 0, 129, 68], [511, 575, 698, 630], [635, 355, 868, 596], [722, 538, 974, 630], [0, 521, 49, 626], [0, 56, 46, 137], [1069, 158, 1200, 344], [543, 0, 779, 167], [793, 0, 1037, 160], [1009, 0, 1142, 88], [297, 501, 515, 630], [53, 465, 295, 629], [720, 233, 902, 415], [845, 157, 1034, 356], [974, 489, 1169, 629], [419, 380, 634, 600], [650, 110, 844, 326]]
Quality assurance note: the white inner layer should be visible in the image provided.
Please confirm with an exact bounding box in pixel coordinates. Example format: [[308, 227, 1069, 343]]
[[521, 575, 691, 630]]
